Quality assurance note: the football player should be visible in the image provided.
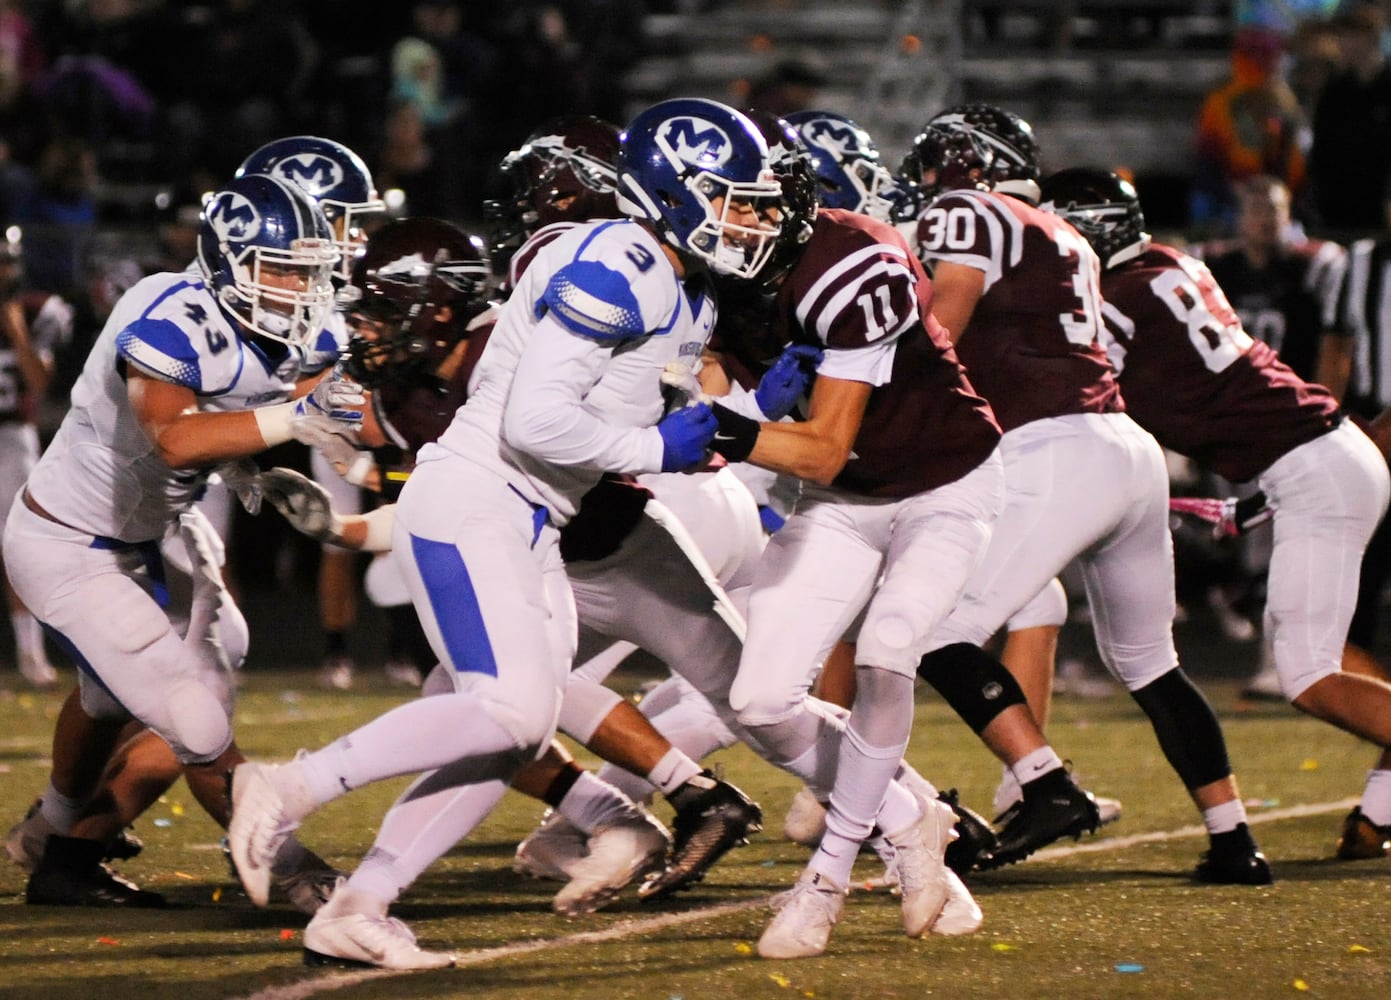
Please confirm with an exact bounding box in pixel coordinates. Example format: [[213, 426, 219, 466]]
[[905, 106, 1269, 883], [686, 109, 1005, 960], [2, 173, 364, 907], [225, 98, 785, 970], [0, 229, 71, 687], [1043, 166, 1391, 860], [236, 135, 392, 690], [781, 109, 905, 223]]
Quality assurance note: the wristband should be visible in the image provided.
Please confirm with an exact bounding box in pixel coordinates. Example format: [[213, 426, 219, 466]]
[[252, 400, 297, 448], [359, 505, 397, 553], [709, 403, 760, 462]]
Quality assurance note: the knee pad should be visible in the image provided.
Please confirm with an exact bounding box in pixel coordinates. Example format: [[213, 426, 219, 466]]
[[557, 673, 624, 744], [162, 677, 234, 763], [917, 642, 1028, 734], [1130, 668, 1232, 790]]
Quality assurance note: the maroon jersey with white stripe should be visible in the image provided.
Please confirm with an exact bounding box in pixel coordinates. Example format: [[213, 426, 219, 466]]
[[914, 189, 1122, 432], [1099, 243, 1342, 483], [774, 208, 1000, 498]]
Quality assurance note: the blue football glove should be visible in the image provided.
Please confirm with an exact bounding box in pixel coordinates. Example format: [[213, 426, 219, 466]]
[[754, 343, 823, 419], [293, 365, 367, 429], [657, 402, 717, 472]]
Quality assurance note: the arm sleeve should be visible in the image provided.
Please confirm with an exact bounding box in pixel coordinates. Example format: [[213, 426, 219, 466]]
[[502, 311, 666, 474]]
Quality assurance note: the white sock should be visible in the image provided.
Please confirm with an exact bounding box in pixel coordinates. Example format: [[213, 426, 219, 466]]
[[288, 692, 521, 815], [1011, 746, 1064, 788], [1359, 769, 1391, 827], [1201, 798, 1248, 835], [558, 771, 640, 834], [349, 769, 512, 905], [811, 723, 911, 887], [993, 764, 1022, 816], [39, 783, 85, 835], [645, 746, 703, 796], [11, 612, 46, 660]]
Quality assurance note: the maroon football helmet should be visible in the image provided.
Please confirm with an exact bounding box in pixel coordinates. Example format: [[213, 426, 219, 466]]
[[483, 116, 621, 266], [902, 104, 1041, 205], [343, 217, 492, 389]]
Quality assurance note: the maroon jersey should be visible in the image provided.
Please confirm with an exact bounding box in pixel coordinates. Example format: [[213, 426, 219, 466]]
[[1196, 236, 1345, 382], [775, 208, 1000, 498], [914, 189, 1122, 432], [1099, 243, 1342, 483]]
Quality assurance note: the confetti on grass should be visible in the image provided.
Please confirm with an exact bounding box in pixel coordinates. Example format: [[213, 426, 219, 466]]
[[990, 942, 1014, 952], [279, 929, 295, 942], [1114, 963, 1144, 973], [96, 937, 119, 946], [734, 942, 753, 954], [1293, 979, 1309, 991]]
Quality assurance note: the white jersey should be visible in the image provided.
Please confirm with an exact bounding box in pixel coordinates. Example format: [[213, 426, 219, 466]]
[[423, 219, 716, 523], [27, 271, 340, 542]]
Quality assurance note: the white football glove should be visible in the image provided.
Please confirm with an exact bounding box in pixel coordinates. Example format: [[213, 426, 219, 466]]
[[294, 365, 367, 430], [214, 458, 264, 515], [290, 415, 374, 486], [259, 467, 339, 543]]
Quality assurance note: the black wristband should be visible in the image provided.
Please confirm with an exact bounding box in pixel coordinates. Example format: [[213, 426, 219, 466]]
[[709, 403, 760, 462]]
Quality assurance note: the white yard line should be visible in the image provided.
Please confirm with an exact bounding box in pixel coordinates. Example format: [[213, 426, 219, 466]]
[[237, 796, 1359, 1000]]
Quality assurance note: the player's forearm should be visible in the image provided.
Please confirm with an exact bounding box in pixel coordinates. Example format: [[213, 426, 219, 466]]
[[152, 409, 287, 468], [744, 418, 852, 485]]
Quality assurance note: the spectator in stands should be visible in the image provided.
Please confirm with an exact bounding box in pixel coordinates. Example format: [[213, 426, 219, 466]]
[[1192, 26, 1308, 234], [1310, 5, 1391, 237]]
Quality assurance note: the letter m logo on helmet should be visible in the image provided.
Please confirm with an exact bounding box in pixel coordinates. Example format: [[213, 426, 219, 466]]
[[207, 192, 262, 244], [656, 116, 734, 172], [270, 154, 346, 200]]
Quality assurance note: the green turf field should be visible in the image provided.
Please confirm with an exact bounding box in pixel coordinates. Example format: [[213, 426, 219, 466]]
[[1, 669, 1387, 1000]]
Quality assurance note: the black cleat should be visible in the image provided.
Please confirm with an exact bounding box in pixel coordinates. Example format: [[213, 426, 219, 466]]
[[939, 789, 998, 875], [1196, 825, 1274, 885], [980, 771, 1100, 870], [106, 826, 144, 863], [638, 772, 762, 900], [26, 835, 167, 908]]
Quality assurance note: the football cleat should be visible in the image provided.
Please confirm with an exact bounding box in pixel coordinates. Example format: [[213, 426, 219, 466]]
[[638, 772, 762, 901], [228, 762, 302, 907], [1195, 826, 1274, 885], [7, 798, 144, 874], [514, 810, 589, 882], [1336, 806, 1391, 860], [25, 835, 166, 908], [939, 788, 998, 874], [982, 770, 1101, 869], [382, 660, 424, 687], [757, 870, 846, 960], [303, 879, 456, 970], [317, 655, 355, 690], [782, 787, 827, 848], [274, 846, 344, 915], [552, 809, 670, 916], [885, 796, 956, 938], [931, 868, 984, 936]]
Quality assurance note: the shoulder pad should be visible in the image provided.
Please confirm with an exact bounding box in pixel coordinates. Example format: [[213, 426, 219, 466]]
[[542, 259, 646, 341], [117, 318, 203, 389]]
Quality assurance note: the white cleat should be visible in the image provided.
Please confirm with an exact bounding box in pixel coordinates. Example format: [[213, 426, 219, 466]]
[[17, 652, 58, 689], [757, 871, 846, 960], [782, 787, 827, 848], [514, 810, 588, 883], [1095, 795, 1123, 827], [930, 869, 983, 936], [228, 763, 300, 907], [303, 880, 455, 970], [886, 796, 957, 938], [552, 810, 670, 916], [382, 660, 423, 687]]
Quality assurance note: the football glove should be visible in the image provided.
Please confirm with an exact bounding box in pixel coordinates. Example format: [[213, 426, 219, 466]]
[[259, 467, 339, 543], [1168, 491, 1274, 539], [293, 365, 366, 429], [754, 343, 822, 420], [657, 402, 717, 472]]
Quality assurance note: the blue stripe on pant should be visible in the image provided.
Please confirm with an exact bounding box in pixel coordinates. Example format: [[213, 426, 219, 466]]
[[410, 533, 499, 678]]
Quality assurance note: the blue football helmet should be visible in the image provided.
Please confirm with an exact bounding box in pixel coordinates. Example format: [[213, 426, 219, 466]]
[[616, 98, 783, 279], [237, 135, 384, 279], [196, 173, 339, 348], [783, 110, 903, 222]]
